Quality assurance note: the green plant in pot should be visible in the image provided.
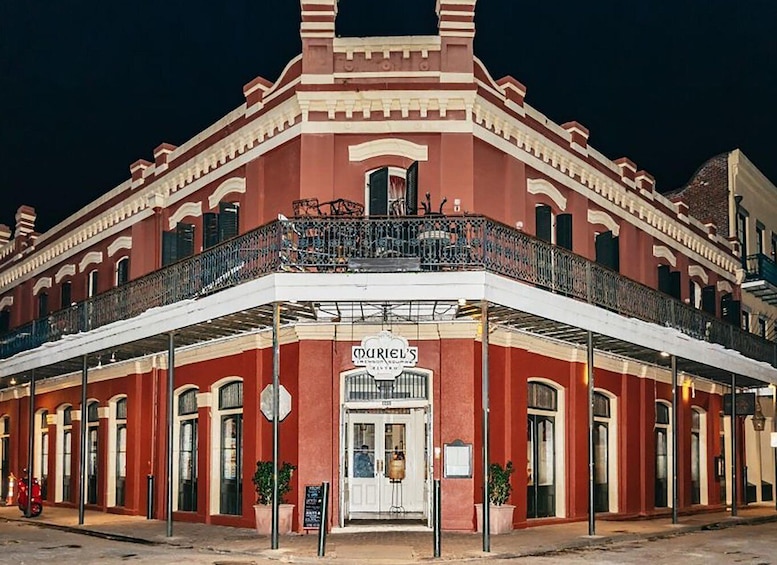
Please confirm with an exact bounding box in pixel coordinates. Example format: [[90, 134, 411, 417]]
[[252, 461, 296, 535], [252, 461, 296, 505], [488, 461, 515, 505]]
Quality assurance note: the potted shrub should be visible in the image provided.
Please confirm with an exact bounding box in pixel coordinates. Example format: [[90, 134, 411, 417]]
[[252, 461, 296, 535], [475, 461, 516, 534]]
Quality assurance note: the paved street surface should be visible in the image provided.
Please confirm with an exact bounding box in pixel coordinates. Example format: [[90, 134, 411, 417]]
[[2, 504, 777, 564]]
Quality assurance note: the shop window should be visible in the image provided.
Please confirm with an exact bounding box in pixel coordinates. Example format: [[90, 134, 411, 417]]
[[366, 164, 419, 216], [203, 202, 240, 249], [61, 281, 72, 310], [527, 381, 562, 519], [34, 411, 49, 500], [57, 406, 73, 503], [655, 401, 672, 508], [216, 381, 243, 516], [116, 258, 130, 286], [690, 408, 708, 505], [108, 397, 127, 507], [86, 401, 100, 505], [0, 416, 9, 503], [162, 222, 195, 266], [176, 388, 199, 512], [595, 231, 619, 272]]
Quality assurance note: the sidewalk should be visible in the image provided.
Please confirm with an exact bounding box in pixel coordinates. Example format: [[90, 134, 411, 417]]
[[2, 504, 777, 563]]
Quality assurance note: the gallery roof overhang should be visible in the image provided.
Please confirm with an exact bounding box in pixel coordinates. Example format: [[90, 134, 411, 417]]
[[1, 271, 775, 391]]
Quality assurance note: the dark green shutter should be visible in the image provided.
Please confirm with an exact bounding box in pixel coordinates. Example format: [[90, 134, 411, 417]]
[[701, 286, 716, 316], [369, 167, 389, 216], [203, 213, 219, 249], [0, 309, 9, 333], [669, 271, 681, 300], [38, 292, 48, 318], [556, 214, 572, 250], [535, 205, 552, 242], [61, 281, 72, 309], [595, 231, 612, 268], [162, 231, 178, 266], [612, 236, 620, 272], [116, 259, 129, 286], [177, 223, 195, 259], [219, 202, 239, 242], [658, 265, 671, 294], [405, 162, 419, 215], [721, 294, 740, 325]]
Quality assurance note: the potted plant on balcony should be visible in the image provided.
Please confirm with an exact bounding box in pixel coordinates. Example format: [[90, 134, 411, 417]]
[[252, 460, 296, 535], [475, 461, 516, 534]]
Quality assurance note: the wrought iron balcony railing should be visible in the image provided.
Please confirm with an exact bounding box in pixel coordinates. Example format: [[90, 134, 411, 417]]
[[743, 254, 777, 306], [1, 216, 775, 368]]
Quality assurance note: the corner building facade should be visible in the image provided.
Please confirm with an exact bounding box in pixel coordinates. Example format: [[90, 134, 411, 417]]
[[1, 1, 776, 532]]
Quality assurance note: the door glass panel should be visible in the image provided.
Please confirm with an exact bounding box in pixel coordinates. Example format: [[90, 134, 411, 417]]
[[384, 423, 406, 479], [87, 428, 98, 504], [691, 431, 701, 504], [179, 419, 198, 511], [537, 418, 554, 486], [528, 415, 556, 518], [655, 428, 668, 507], [41, 432, 49, 500], [63, 430, 72, 501], [353, 424, 375, 478], [116, 425, 126, 506], [594, 422, 609, 512]]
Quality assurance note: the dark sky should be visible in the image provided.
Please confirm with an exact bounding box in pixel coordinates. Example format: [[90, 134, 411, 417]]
[[2, 0, 776, 233]]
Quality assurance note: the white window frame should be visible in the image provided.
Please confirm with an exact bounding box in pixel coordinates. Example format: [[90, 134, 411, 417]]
[[593, 389, 619, 513], [364, 166, 408, 216], [55, 404, 72, 503], [173, 386, 199, 512], [655, 400, 674, 508], [106, 395, 127, 507], [115, 257, 130, 286], [87, 269, 99, 298], [690, 406, 709, 505], [209, 377, 243, 516], [33, 409, 49, 485]]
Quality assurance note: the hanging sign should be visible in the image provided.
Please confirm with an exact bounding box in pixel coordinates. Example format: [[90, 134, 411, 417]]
[[351, 330, 418, 380]]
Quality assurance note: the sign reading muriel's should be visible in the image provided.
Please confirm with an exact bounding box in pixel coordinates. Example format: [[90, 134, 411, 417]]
[[352, 331, 418, 380]]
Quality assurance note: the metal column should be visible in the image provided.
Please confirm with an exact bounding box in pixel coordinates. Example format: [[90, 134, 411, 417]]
[[481, 301, 490, 552], [587, 332, 595, 536], [78, 356, 88, 525], [731, 374, 738, 517], [272, 302, 280, 550], [671, 355, 678, 525], [166, 332, 175, 537], [25, 369, 35, 518]]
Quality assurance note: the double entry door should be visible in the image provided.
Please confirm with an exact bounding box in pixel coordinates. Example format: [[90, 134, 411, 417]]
[[346, 410, 426, 517]]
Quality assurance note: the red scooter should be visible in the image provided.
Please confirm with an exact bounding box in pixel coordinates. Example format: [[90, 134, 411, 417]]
[[15, 469, 43, 517]]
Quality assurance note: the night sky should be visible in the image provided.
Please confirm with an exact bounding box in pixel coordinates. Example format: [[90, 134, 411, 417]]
[[2, 0, 776, 233]]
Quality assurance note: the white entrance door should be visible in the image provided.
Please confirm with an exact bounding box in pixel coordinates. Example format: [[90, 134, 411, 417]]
[[347, 410, 425, 517]]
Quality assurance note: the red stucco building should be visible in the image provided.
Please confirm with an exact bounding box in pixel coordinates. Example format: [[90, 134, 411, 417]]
[[1, 1, 775, 534]]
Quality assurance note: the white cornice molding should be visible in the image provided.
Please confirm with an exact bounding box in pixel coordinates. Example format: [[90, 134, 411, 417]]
[[32, 277, 52, 296], [208, 177, 247, 209], [688, 265, 709, 285], [0, 295, 12, 310], [54, 264, 76, 283], [587, 209, 620, 236], [107, 236, 132, 257], [527, 178, 568, 211], [653, 245, 677, 268], [79, 251, 103, 273], [348, 138, 429, 163], [168, 201, 203, 230]]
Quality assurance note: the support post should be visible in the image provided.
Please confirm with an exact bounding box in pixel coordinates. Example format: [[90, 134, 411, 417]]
[[481, 300, 490, 552], [587, 332, 595, 536], [166, 332, 175, 537], [731, 374, 738, 517], [317, 481, 330, 557], [272, 302, 281, 549], [671, 355, 678, 525], [25, 369, 35, 518], [78, 356, 88, 525]]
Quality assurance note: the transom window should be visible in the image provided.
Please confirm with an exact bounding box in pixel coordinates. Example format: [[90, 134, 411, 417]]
[[345, 371, 428, 402], [593, 392, 610, 418], [528, 382, 557, 411], [219, 382, 243, 410]]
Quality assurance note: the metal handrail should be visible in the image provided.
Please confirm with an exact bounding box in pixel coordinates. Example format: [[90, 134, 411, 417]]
[[1, 216, 774, 368]]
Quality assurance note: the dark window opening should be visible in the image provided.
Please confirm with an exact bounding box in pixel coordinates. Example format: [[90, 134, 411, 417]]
[[61, 281, 72, 310], [38, 292, 49, 318], [116, 258, 130, 286], [535, 205, 552, 243], [556, 214, 573, 250], [162, 222, 195, 266]]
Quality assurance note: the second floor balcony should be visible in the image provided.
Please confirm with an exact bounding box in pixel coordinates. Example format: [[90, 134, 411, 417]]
[[1, 215, 775, 385], [743, 254, 777, 306]]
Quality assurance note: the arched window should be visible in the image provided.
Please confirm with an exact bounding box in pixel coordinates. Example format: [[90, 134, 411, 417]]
[[175, 388, 199, 512], [0, 416, 10, 502], [107, 397, 127, 507], [655, 401, 672, 508], [60, 281, 72, 310], [56, 406, 73, 502], [116, 258, 130, 286], [87, 270, 99, 298], [86, 401, 100, 505], [216, 381, 243, 515], [592, 392, 614, 513], [527, 381, 564, 519]]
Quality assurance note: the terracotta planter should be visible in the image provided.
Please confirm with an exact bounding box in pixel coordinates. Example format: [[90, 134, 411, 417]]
[[475, 503, 515, 534], [253, 504, 295, 535]]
